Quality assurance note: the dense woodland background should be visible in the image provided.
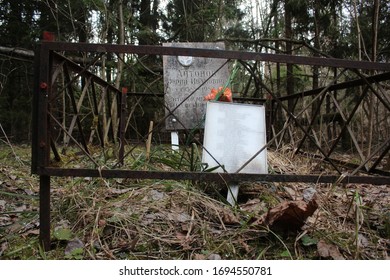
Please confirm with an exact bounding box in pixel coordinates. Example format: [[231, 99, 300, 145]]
[[0, 0, 389, 143]]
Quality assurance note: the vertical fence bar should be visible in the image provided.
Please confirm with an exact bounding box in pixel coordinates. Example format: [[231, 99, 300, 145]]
[[39, 175, 51, 251], [36, 42, 53, 251], [119, 87, 127, 165]]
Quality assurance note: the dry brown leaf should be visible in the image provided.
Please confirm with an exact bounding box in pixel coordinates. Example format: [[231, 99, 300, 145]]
[[175, 231, 191, 250], [220, 209, 240, 225], [21, 229, 39, 238], [317, 240, 345, 260], [193, 254, 206, 260], [253, 199, 318, 231], [240, 198, 267, 214]]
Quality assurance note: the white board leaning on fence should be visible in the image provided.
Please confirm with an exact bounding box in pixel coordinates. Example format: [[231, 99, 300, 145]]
[[202, 101, 268, 175]]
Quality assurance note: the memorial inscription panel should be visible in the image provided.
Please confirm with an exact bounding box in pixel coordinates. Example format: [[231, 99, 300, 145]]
[[202, 101, 268, 174], [163, 42, 229, 130]]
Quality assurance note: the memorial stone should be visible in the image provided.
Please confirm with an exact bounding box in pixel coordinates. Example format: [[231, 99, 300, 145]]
[[163, 42, 229, 130]]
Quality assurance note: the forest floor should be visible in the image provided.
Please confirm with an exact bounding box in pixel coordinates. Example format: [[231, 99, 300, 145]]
[[0, 144, 389, 260]]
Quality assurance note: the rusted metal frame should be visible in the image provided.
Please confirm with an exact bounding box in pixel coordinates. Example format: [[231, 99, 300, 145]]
[[41, 167, 390, 185], [34, 44, 53, 251], [34, 45, 52, 171], [52, 52, 121, 96], [323, 86, 369, 164], [31, 46, 41, 173], [51, 52, 110, 104], [239, 61, 342, 173], [279, 71, 390, 102], [41, 42, 390, 71], [294, 69, 348, 155], [330, 93, 367, 169], [352, 69, 390, 112], [90, 81, 105, 148], [369, 140, 390, 172], [39, 175, 51, 251], [62, 62, 90, 154], [52, 52, 118, 147]]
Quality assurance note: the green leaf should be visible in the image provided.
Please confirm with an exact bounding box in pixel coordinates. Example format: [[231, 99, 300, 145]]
[[280, 250, 291, 257], [301, 235, 318, 246], [53, 228, 72, 241]]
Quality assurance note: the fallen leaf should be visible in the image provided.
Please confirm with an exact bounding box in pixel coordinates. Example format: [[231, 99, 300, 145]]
[[317, 240, 345, 260], [240, 198, 267, 214], [357, 234, 369, 248], [220, 210, 240, 224], [0, 200, 6, 211], [167, 211, 191, 223], [301, 234, 318, 246], [303, 187, 317, 202], [280, 250, 291, 258], [149, 190, 165, 201], [0, 242, 8, 256], [175, 231, 191, 250], [260, 199, 318, 231], [21, 229, 40, 238], [193, 254, 206, 260], [207, 253, 222, 260], [53, 228, 72, 241]]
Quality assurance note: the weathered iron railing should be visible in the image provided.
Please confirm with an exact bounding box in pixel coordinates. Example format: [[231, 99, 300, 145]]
[[32, 41, 390, 250]]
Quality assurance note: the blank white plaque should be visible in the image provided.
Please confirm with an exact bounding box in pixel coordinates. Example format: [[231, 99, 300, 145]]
[[202, 101, 268, 174]]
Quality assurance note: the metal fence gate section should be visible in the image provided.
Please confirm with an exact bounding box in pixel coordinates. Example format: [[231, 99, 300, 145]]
[[32, 42, 390, 250]]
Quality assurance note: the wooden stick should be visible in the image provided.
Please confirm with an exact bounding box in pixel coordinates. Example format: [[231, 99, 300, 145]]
[[146, 121, 154, 159]]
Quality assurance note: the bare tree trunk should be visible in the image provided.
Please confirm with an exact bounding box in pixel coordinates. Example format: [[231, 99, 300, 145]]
[[368, 0, 380, 155], [284, 0, 294, 113], [352, 0, 365, 152], [111, 0, 125, 143]]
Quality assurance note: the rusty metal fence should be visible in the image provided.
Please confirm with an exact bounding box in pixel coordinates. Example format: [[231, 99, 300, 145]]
[[32, 42, 390, 250]]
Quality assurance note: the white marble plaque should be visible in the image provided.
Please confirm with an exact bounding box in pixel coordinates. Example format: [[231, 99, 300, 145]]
[[163, 42, 229, 130], [202, 101, 268, 174]]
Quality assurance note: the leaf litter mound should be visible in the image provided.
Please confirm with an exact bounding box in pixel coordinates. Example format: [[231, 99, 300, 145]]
[[0, 145, 389, 259]]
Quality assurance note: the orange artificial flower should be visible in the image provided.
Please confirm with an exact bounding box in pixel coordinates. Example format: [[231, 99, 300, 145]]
[[204, 87, 232, 102]]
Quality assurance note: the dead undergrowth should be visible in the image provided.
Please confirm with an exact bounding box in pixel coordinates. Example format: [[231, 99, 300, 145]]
[[0, 144, 389, 260]]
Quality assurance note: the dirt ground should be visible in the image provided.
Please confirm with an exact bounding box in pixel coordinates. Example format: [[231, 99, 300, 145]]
[[0, 144, 389, 259]]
